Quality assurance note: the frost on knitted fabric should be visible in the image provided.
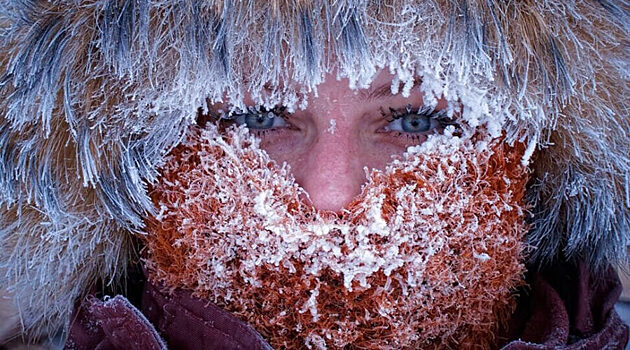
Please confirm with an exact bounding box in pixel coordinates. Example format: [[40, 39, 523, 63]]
[[143, 124, 529, 349]]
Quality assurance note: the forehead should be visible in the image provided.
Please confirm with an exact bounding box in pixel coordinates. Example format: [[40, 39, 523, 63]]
[[222, 70, 425, 111]]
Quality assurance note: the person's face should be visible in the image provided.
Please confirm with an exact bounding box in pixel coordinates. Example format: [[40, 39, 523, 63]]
[[148, 71, 530, 349], [229, 71, 451, 212]]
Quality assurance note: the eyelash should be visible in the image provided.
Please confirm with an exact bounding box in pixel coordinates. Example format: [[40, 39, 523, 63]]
[[199, 105, 290, 135], [210, 106, 289, 122], [381, 104, 449, 123], [235, 106, 288, 118], [380, 104, 458, 140]]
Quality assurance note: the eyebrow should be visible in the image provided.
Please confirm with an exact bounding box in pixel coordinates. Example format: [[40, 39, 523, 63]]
[[359, 77, 422, 102], [359, 83, 393, 101]]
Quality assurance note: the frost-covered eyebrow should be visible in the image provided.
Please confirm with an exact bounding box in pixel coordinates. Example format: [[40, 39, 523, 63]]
[[359, 78, 422, 102], [359, 84, 394, 102]]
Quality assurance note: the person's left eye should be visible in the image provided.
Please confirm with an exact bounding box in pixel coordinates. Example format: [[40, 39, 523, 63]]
[[383, 105, 448, 134]]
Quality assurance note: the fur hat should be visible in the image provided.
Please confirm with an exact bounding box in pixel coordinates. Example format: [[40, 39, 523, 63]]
[[0, 0, 628, 342]]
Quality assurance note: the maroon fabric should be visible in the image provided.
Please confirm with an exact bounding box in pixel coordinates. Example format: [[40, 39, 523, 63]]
[[140, 282, 272, 350], [65, 295, 166, 350], [65, 262, 628, 349], [501, 262, 629, 349]]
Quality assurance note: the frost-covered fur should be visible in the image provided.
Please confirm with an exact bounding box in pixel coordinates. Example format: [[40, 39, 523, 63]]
[[0, 289, 19, 343], [0, 0, 628, 342]]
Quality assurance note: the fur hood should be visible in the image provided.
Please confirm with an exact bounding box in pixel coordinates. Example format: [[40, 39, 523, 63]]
[[0, 0, 628, 342]]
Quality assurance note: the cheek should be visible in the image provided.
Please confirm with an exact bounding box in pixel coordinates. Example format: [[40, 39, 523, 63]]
[[361, 142, 405, 170], [260, 132, 428, 179], [361, 136, 427, 171], [258, 130, 305, 165], [260, 133, 415, 184]]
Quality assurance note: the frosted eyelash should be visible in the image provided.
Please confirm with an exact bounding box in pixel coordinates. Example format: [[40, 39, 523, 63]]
[[230, 105, 288, 119], [381, 104, 457, 127], [198, 105, 289, 126]]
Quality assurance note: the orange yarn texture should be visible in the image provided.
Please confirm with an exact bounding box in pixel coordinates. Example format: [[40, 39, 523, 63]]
[[143, 125, 529, 349]]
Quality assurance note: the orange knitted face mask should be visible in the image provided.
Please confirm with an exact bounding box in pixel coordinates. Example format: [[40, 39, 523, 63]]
[[143, 124, 529, 349]]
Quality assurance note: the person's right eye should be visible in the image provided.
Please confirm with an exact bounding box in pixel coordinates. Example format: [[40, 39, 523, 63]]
[[233, 107, 288, 130]]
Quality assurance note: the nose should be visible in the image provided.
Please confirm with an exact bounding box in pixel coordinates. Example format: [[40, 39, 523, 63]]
[[293, 125, 367, 213]]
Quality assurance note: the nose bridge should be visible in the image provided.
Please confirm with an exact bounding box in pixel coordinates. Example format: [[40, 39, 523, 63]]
[[298, 118, 366, 212], [311, 129, 354, 177]]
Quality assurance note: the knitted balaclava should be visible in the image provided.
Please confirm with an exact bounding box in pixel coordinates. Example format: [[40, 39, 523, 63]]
[[143, 121, 529, 349]]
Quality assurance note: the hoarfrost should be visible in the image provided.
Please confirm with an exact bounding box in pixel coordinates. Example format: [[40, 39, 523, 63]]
[[327, 119, 337, 134], [299, 280, 321, 322], [473, 251, 491, 262]]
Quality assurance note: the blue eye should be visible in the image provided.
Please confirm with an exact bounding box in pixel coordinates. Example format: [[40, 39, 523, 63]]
[[384, 106, 447, 133], [399, 114, 431, 132], [233, 107, 288, 130]]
